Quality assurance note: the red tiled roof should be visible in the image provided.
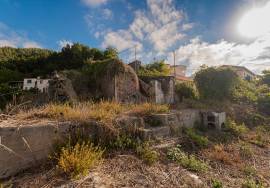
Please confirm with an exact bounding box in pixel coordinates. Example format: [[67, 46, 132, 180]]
[[175, 75, 193, 81]]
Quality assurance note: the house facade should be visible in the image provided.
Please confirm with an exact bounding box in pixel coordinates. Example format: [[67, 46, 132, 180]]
[[221, 65, 257, 81], [23, 77, 50, 93], [167, 64, 192, 82]]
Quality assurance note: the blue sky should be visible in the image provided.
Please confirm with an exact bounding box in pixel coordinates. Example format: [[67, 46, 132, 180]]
[[0, 0, 270, 74]]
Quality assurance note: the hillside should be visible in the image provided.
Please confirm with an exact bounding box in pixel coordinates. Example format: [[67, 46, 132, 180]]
[[0, 101, 269, 188]]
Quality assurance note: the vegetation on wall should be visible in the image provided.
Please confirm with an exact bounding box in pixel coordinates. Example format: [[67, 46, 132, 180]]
[[138, 60, 170, 77]]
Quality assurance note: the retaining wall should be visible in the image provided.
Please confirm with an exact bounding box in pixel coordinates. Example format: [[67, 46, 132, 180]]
[[0, 109, 200, 179]]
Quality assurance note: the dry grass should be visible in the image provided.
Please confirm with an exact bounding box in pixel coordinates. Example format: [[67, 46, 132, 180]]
[[17, 101, 170, 125], [202, 144, 242, 166], [57, 142, 104, 179]]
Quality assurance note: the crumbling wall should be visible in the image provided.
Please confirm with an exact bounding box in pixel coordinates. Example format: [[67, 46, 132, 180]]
[[139, 76, 175, 104], [48, 72, 78, 103]]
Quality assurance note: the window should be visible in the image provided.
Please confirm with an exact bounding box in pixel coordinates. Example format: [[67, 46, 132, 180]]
[[27, 80, 32, 84]]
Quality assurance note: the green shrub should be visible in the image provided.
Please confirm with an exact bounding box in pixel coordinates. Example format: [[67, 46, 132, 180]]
[[136, 143, 159, 165], [226, 119, 248, 137], [137, 60, 170, 77], [57, 142, 104, 179], [167, 146, 208, 172], [108, 135, 139, 150], [211, 179, 223, 188], [242, 179, 264, 188], [242, 165, 257, 177], [239, 143, 254, 159], [251, 133, 268, 148], [194, 67, 239, 100], [185, 128, 209, 147], [175, 82, 198, 102], [258, 93, 270, 115]]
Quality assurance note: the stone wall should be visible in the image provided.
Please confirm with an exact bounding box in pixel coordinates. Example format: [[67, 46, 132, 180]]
[[0, 109, 200, 179], [140, 76, 175, 104], [0, 121, 95, 179]]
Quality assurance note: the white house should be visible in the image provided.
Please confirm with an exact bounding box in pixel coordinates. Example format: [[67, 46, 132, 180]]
[[23, 77, 50, 93]]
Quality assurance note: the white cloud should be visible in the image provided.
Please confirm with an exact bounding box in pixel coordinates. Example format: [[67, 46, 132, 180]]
[[81, 0, 109, 7], [0, 22, 42, 48], [102, 0, 192, 61], [57, 40, 73, 48], [168, 34, 270, 75], [102, 8, 113, 19], [102, 30, 142, 51]]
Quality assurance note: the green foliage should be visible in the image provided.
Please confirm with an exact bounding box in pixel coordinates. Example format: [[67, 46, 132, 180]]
[[136, 142, 159, 165], [175, 82, 198, 101], [251, 133, 268, 148], [211, 179, 223, 188], [258, 93, 270, 115], [194, 67, 240, 100], [226, 119, 248, 137], [261, 69, 270, 86], [167, 146, 209, 172], [138, 60, 170, 77], [108, 135, 139, 150], [239, 143, 254, 159], [185, 128, 209, 147], [242, 165, 257, 177], [57, 142, 104, 179], [232, 80, 258, 103], [242, 179, 264, 188]]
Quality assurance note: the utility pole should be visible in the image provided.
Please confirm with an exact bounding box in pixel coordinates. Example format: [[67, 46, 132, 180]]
[[134, 45, 137, 61], [173, 50, 176, 78]]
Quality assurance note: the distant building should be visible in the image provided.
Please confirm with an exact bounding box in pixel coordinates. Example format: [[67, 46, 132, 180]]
[[167, 64, 192, 82], [128, 60, 142, 72], [23, 77, 50, 93], [220, 65, 257, 81]]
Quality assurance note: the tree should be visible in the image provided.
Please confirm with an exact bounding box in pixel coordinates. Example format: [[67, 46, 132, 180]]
[[261, 70, 270, 86], [194, 67, 239, 100], [104, 47, 118, 59], [175, 82, 198, 102]]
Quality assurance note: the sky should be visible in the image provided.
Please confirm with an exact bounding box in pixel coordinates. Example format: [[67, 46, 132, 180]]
[[0, 0, 270, 75]]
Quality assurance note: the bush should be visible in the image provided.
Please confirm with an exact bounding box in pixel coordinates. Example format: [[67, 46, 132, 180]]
[[175, 82, 198, 102], [136, 143, 159, 165], [167, 146, 208, 172], [239, 143, 254, 159], [57, 142, 104, 179], [185, 128, 209, 147], [211, 179, 223, 188], [242, 165, 257, 177], [258, 93, 270, 115], [108, 135, 139, 150], [137, 60, 170, 77], [194, 67, 239, 100], [226, 119, 248, 137], [242, 179, 264, 188]]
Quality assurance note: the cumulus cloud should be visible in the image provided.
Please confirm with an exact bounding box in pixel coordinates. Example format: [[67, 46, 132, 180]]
[[0, 22, 42, 48], [57, 39, 73, 48], [168, 34, 270, 75], [102, 0, 192, 61], [81, 0, 109, 7]]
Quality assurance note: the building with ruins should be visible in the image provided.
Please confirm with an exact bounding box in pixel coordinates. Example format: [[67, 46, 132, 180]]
[[23, 77, 50, 93]]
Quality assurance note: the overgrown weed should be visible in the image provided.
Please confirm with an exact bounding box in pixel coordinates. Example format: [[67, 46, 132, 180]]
[[56, 142, 104, 179], [167, 145, 208, 172]]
